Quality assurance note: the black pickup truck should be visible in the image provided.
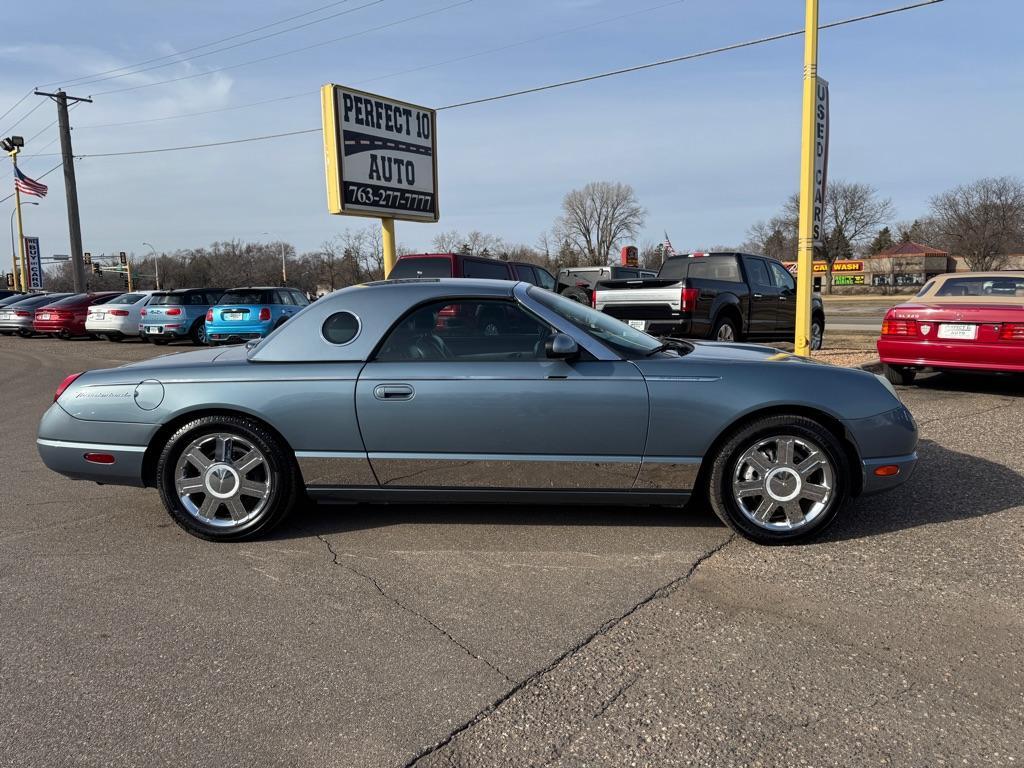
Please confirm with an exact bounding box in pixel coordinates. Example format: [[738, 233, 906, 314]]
[[593, 252, 826, 348]]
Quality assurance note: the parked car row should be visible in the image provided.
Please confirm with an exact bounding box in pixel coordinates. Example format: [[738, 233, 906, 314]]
[[0, 286, 313, 345]]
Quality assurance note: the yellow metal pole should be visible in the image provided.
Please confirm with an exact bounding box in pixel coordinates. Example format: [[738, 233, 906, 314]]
[[794, 0, 819, 357], [381, 217, 396, 279], [126, 256, 134, 292], [12, 154, 28, 293]]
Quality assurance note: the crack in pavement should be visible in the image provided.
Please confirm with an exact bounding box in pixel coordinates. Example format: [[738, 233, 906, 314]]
[[315, 534, 515, 685], [403, 532, 737, 768]]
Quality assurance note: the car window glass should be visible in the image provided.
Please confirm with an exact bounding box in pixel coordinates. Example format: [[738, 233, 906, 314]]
[[743, 257, 772, 288], [935, 276, 1024, 297], [220, 290, 262, 305], [322, 311, 360, 344], [462, 259, 510, 280], [40, 294, 86, 308], [150, 294, 183, 306], [514, 265, 538, 285], [108, 293, 145, 305], [291, 291, 310, 306], [186, 293, 205, 305], [534, 267, 556, 291], [389, 257, 452, 279], [376, 299, 553, 362], [915, 280, 934, 297], [768, 262, 796, 291], [273, 290, 291, 305]]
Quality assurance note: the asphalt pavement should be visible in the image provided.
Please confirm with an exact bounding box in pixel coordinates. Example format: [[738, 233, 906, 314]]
[[1, 335, 1020, 767]]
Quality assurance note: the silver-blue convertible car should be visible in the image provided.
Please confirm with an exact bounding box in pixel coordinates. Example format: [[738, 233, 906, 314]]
[[37, 279, 918, 544]]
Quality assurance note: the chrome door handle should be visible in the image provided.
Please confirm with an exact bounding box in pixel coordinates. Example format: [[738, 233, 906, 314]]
[[753, 293, 764, 299], [779, 295, 788, 301], [374, 384, 415, 401]]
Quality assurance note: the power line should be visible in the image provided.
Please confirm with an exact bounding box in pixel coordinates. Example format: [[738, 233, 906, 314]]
[[29, 0, 944, 160], [92, 0, 474, 97], [75, 0, 685, 132], [38, 0, 368, 88], [0, 89, 34, 125], [67, 0, 385, 89], [0, 99, 46, 138]]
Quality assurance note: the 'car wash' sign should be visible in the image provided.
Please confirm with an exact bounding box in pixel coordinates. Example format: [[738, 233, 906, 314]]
[[24, 236, 43, 289], [321, 84, 438, 222]]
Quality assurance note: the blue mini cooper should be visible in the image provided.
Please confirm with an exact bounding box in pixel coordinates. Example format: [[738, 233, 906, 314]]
[[205, 286, 311, 345]]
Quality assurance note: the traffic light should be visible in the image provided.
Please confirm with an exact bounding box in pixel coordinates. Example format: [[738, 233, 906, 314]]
[[92, 264, 103, 276], [84, 252, 92, 265], [4, 273, 12, 288], [119, 251, 127, 266], [121, 273, 129, 287]]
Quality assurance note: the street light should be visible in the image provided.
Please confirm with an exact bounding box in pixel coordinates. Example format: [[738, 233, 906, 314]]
[[262, 232, 288, 286], [9, 201, 38, 291], [142, 241, 160, 290]]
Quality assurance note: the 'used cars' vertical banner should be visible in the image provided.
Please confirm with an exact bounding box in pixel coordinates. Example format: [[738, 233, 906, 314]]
[[24, 236, 44, 290], [812, 77, 829, 247], [321, 85, 439, 222]]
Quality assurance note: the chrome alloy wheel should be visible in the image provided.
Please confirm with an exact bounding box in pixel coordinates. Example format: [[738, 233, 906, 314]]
[[174, 433, 271, 528], [716, 323, 735, 342], [811, 321, 824, 351], [731, 434, 834, 530]]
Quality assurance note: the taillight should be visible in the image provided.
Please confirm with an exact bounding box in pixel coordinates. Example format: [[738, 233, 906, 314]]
[[165, 307, 182, 316], [881, 318, 918, 336], [15, 310, 30, 317], [680, 287, 699, 312], [999, 323, 1024, 341], [109, 309, 129, 317], [206, 309, 214, 322], [54, 372, 83, 402], [259, 307, 271, 321], [591, 291, 598, 309], [140, 308, 147, 316]]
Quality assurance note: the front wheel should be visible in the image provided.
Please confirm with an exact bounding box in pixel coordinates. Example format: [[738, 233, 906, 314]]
[[707, 415, 850, 544], [156, 415, 300, 541], [883, 364, 917, 386]]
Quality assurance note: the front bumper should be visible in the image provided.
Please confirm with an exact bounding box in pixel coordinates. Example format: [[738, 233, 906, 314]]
[[844, 404, 919, 496], [860, 453, 918, 495]]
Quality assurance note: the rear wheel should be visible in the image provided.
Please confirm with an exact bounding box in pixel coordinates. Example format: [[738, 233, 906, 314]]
[[57, 329, 71, 340], [883, 364, 917, 386], [190, 320, 207, 345], [707, 414, 850, 544], [711, 315, 739, 343], [561, 287, 590, 305], [810, 316, 825, 351], [156, 415, 299, 541]]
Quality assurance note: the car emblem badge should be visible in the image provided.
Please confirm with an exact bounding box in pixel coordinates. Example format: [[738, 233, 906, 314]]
[[920, 323, 931, 335]]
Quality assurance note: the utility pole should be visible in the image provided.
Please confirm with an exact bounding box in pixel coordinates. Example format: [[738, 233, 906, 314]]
[[34, 90, 91, 292], [794, 0, 820, 357], [280, 242, 288, 285]]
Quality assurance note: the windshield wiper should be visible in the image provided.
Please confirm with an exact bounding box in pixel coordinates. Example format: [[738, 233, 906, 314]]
[[645, 338, 692, 357]]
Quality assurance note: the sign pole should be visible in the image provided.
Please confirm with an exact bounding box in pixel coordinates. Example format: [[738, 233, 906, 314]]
[[381, 217, 396, 278], [12, 158, 27, 293], [795, 0, 820, 357]]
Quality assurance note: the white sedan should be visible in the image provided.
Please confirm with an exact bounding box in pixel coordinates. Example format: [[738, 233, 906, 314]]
[[85, 291, 156, 341]]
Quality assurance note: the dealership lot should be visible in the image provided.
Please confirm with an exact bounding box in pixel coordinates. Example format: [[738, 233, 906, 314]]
[[1, 336, 1021, 767]]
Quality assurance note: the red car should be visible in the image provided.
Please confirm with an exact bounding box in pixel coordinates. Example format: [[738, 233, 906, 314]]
[[878, 271, 1024, 385], [33, 292, 123, 339]]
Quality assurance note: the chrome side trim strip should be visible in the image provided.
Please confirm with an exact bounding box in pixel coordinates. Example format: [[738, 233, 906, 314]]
[[643, 376, 722, 383], [36, 438, 146, 453], [295, 451, 378, 487], [634, 457, 702, 490], [368, 452, 640, 489]]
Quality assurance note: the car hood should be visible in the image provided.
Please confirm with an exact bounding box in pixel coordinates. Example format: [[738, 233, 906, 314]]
[[676, 341, 828, 365]]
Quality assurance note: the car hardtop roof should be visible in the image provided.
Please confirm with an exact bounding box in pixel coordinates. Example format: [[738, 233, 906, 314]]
[[666, 251, 762, 260], [363, 276, 519, 293], [153, 288, 223, 294], [397, 252, 511, 263], [223, 286, 288, 291], [930, 271, 1024, 281]]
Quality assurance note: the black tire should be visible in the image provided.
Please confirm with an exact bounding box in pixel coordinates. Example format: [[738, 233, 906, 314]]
[[560, 287, 590, 305], [810, 315, 825, 351], [707, 414, 851, 545], [150, 337, 168, 346], [883, 364, 917, 386], [57, 329, 72, 340], [190, 319, 207, 345], [0, 331, 13, 336], [156, 415, 300, 541], [710, 315, 740, 343], [106, 332, 124, 342]]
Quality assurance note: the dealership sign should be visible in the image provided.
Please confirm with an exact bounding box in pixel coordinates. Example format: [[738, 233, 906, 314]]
[[24, 236, 43, 289], [811, 77, 829, 247], [321, 84, 438, 222]]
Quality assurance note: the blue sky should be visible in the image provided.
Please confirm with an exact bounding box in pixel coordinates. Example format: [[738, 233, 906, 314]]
[[2, 0, 1021, 260]]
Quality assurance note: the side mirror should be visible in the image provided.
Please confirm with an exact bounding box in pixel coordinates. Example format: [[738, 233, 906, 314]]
[[545, 333, 579, 360]]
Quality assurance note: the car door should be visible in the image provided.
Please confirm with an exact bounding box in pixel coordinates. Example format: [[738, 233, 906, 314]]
[[767, 261, 797, 337], [740, 256, 778, 338], [355, 298, 649, 490]]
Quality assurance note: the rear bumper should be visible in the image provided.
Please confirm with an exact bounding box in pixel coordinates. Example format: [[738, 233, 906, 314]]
[[878, 338, 1024, 373], [86, 318, 138, 335], [206, 322, 271, 341], [140, 324, 190, 338], [0, 319, 33, 332], [33, 320, 86, 335], [37, 438, 147, 486]]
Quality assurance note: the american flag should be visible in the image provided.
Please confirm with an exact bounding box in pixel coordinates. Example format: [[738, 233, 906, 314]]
[[14, 167, 48, 198], [662, 231, 675, 257]]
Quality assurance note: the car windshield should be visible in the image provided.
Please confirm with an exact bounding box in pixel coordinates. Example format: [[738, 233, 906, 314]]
[[10, 294, 68, 308], [526, 286, 666, 357], [389, 257, 453, 279], [150, 294, 185, 305], [220, 290, 268, 305], [935, 276, 1024, 297], [107, 293, 147, 305]]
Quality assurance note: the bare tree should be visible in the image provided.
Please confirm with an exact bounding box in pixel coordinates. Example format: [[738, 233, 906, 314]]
[[430, 230, 462, 253], [743, 218, 795, 261], [929, 176, 1024, 271], [556, 181, 646, 266]]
